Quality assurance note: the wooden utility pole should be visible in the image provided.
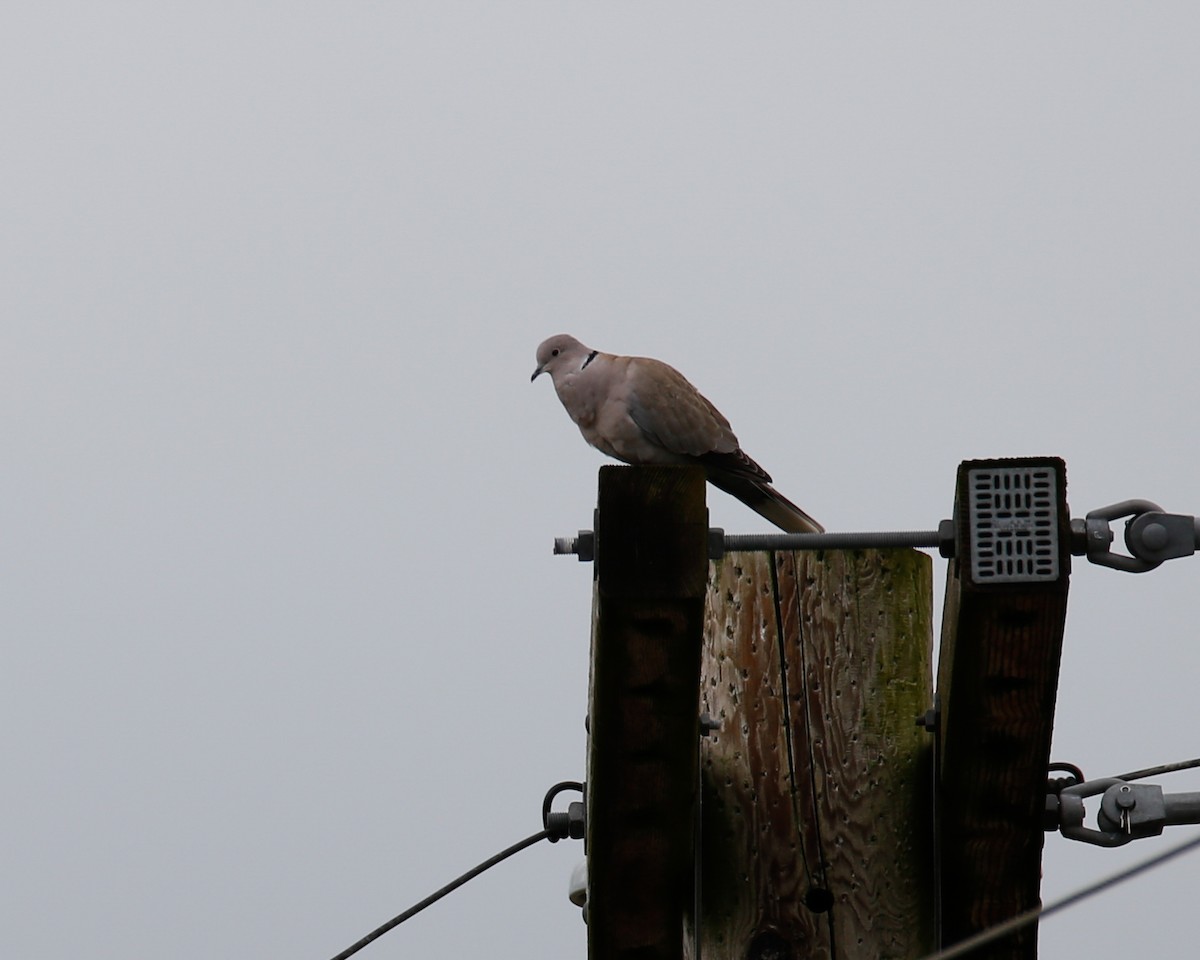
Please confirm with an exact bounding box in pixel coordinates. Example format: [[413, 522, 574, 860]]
[[585, 465, 934, 960], [586, 465, 709, 960], [697, 547, 934, 959], [936, 458, 1071, 959]]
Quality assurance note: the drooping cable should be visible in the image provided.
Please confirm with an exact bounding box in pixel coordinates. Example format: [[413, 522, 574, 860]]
[[327, 781, 584, 960], [918, 829, 1200, 960], [327, 829, 551, 960]]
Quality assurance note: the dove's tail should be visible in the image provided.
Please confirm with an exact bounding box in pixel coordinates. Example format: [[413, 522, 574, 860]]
[[706, 474, 824, 534]]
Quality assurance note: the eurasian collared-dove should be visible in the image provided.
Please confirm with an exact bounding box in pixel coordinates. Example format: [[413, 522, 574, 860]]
[[531, 334, 823, 533]]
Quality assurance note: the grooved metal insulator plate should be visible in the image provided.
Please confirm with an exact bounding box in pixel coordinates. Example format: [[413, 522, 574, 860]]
[[968, 466, 1060, 583]]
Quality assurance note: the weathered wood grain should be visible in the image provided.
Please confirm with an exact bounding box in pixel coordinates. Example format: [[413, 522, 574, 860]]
[[696, 549, 934, 960]]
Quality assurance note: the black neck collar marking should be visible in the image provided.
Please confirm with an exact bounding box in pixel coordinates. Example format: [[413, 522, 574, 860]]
[[580, 350, 598, 371]]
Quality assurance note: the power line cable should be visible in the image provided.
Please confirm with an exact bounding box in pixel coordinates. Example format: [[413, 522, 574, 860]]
[[918, 829, 1200, 960], [327, 829, 551, 960], [1114, 756, 1200, 783], [327, 782, 585, 960]]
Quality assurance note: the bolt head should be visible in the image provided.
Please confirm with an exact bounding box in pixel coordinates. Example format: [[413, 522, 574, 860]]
[[1141, 522, 1168, 550]]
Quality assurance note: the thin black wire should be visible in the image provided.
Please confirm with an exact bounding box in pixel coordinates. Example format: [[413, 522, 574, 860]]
[[1115, 756, 1200, 783], [917, 828, 1200, 960], [327, 829, 551, 960], [766, 552, 818, 895]]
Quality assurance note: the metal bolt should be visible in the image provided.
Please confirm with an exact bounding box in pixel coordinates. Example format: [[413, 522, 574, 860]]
[[1141, 522, 1168, 551]]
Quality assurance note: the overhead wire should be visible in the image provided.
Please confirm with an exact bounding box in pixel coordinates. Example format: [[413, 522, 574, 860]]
[[1114, 756, 1200, 783], [320, 756, 1200, 960], [326, 829, 551, 960], [918, 828, 1200, 960], [326, 783, 585, 960]]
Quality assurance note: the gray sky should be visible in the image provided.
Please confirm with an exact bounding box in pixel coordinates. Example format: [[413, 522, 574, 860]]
[[3, 4, 1199, 958]]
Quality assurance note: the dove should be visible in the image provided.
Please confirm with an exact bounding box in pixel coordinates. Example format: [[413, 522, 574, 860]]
[[531, 334, 823, 533]]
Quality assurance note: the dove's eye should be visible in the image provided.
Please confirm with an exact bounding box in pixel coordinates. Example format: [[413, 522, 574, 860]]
[[551, 349, 560, 357]]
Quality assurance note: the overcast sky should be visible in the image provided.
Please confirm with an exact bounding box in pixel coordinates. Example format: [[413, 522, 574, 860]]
[[3, 4, 1199, 958]]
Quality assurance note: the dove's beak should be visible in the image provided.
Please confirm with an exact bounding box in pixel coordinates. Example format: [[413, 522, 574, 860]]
[[530, 364, 545, 382]]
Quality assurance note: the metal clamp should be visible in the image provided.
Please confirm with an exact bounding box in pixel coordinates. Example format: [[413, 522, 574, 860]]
[[1060, 778, 1143, 847], [1077, 500, 1199, 573], [1057, 777, 1200, 847], [1126, 510, 1200, 564]]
